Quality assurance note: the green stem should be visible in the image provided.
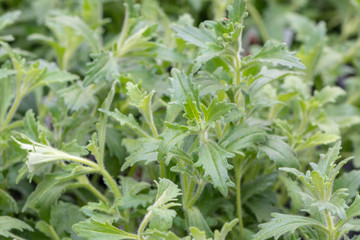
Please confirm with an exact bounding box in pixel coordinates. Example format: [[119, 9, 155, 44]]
[[100, 169, 121, 200], [2, 92, 22, 130], [68, 155, 100, 170], [159, 158, 166, 178], [247, 2, 270, 42], [188, 181, 205, 208], [79, 176, 108, 203], [233, 49, 242, 86], [325, 210, 335, 240], [2, 120, 23, 131], [234, 157, 245, 240], [47, 224, 60, 240], [137, 211, 153, 240]]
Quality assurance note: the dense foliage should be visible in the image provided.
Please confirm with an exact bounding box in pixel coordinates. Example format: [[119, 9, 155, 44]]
[[1, 0, 360, 239]]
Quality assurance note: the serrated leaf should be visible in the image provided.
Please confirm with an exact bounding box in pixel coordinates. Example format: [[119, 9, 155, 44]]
[[0, 216, 33, 239], [214, 219, 238, 240], [22, 165, 96, 212], [121, 138, 159, 171], [317, 141, 341, 177], [336, 195, 360, 229], [171, 24, 217, 49], [253, 213, 325, 240], [184, 95, 201, 121], [228, 0, 246, 23], [58, 82, 97, 111], [101, 109, 151, 138], [259, 136, 299, 168], [195, 141, 235, 196], [334, 170, 360, 199], [200, 97, 236, 123], [116, 176, 154, 210], [314, 86, 346, 106], [52, 15, 100, 53], [147, 179, 182, 231], [297, 132, 340, 151], [169, 69, 199, 107], [220, 125, 266, 154], [246, 40, 305, 69], [190, 227, 207, 240], [73, 219, 137, 240], [248, 67, 296, 94], [83, 52, 118, 86]]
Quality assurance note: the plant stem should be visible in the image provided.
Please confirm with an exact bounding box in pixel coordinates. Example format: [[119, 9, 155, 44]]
[[188, 181, 205, 208], [48, 224, 61, 240], [234, 156, 245, 240], [100, 169, 121, 200], [159, 159, 166, 178], [78, 176, 108, 203], [325, 210, 335, 240], [2, 93, 22, 130], [137, 211, 153, 240]]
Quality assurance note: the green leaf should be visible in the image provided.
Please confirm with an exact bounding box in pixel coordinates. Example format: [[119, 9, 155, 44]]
[[248, 68, 295, 94], [58, 82, 97, 111], [190, 227, 207, 240], [52, 15, 100, 52], [14, 135, 98, 173], [0, 188, 18, 213], [187, 207, 213, 238], [73, 219, 137, 240], [297, 132, 340, 151], [23, 165, 96, 212], [23, 110, 39, 141], [246, 40, 305, 70], [253, 213, 325, 240], [0, 69, 15, 124], [336, 195, 360, 229], [214, 219, 238, 240], [0, 10, 21, 31], [147, 179, 182, 231], [200, 97, 236, 123], [242, 173, 277, 202], [220, 125, 266, 154], [169, 69, 199, 107], [334, 170, 360, 199], [102, 109, 151, 138], [83, 52, 118, 86], [0, 216, 33, 239], [316, 141, 341, 177], [184, 95, 201, 122], [50, 201, 85, 237], [258, 136, 299, 168], [121, 138, 159, 171], [36, 221, 60, 240], [172, 24, 217, 49], [228, 0, 246, 23], [195, 141, 235, 196], [116, 176, 154, 210], [314, 86, 346, 106]]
